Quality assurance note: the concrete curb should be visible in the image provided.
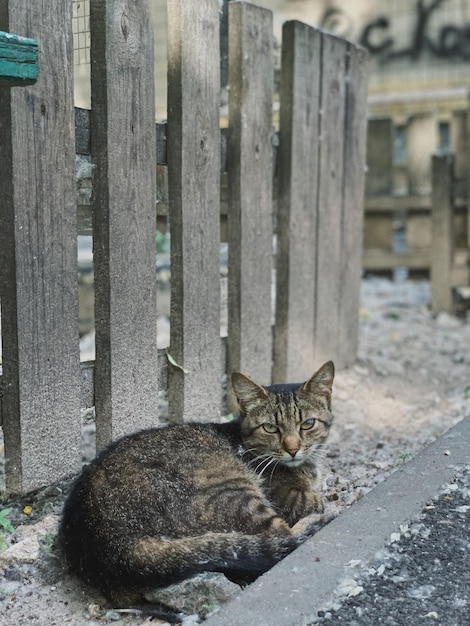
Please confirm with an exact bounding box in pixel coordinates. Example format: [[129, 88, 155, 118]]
[[205, 416, 470, 626]]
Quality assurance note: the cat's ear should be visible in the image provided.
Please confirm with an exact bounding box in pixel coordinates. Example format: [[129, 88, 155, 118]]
[[300, 361, 335, 406], [231, 372, 268, 412]]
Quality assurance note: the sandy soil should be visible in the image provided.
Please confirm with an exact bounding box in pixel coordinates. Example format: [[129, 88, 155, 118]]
[[0, 277, 469, 626]]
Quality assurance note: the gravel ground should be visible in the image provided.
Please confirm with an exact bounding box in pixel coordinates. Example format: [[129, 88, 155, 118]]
[[311, 466, 470, 626], [0, 276, 469, 625]]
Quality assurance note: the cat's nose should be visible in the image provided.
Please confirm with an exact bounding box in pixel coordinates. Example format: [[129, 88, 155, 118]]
[[283, 435, 301, 457], [286, 447, 299, 458]]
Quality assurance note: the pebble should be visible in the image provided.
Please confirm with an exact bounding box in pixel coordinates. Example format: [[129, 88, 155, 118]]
[[436, 312, 462, 328]]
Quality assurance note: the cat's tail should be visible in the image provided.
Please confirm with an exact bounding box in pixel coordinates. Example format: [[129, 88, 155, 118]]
[[127, 531, 299, 587], [67, 530, 303, 599]]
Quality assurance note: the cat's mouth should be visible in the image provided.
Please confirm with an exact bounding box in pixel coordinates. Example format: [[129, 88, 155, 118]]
[[281, 455, 305, 468]]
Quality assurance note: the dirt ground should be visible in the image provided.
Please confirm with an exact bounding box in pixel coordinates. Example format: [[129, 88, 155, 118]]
[[0, 276, 469, 626]]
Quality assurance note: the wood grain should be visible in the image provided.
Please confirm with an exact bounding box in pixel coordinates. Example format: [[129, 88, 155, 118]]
[[90, 0, 158, 448], [167, 0, 221, 422], [0, 0, 81, 491], [227, 1, 274, 402], [273, 22, 321, 383], [338, 43, 369, 367], [313, 33, 348, 367]]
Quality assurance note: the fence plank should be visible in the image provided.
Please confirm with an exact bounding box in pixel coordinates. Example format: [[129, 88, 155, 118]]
[[313, 33, 348, 367], [338, 43, 369, 367], [0, 1, 81, 492], [431, 155, 454, 313], [227, 1, 274, 401], [273, 22, 321, 383], [90, 0, 158, 448], [167, 0, 221, 422]]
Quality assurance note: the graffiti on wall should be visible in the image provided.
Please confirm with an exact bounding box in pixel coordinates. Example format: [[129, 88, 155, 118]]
[[321, 0, 470, 63]]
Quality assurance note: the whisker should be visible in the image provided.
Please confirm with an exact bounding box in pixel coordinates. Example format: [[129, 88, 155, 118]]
[[268, 459, 281, 484], [246, 452, 270, 468], [240, 447, 258, 460], [305, 448, 328, 469], [253, 455, 274, 473], [258, 457, 277, 478]]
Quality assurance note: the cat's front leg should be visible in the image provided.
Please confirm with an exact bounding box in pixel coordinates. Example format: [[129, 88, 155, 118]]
[[266, 471, 324, 527], [278, 487, 324, 527]]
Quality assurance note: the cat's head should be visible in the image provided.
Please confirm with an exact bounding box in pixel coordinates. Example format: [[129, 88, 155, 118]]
[[231, 361, 334, 470]]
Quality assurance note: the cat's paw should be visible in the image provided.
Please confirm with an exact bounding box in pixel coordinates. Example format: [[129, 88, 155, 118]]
[[290, 507, 337, 540]]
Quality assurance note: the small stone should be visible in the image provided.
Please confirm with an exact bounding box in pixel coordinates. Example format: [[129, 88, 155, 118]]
[[105, 610, 122, 621], [0, 535, 40, 566], [3, 566, 22, 581], [436, 312, 461, 328], [41, 485, 62, 498]]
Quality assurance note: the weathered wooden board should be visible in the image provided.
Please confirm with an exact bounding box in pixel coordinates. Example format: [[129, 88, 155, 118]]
[[0, 1, 81, 492], [366, 118, 393, 196], [227, 1, 274, 400], [90, 0, 158, 448], [273, 21, 321, 383], [431, 155, 454, 313], [313, 33, 348, 367], [166, 0, 221, 422], [338, 43, 369, 367], [0, 30, 38, 86]]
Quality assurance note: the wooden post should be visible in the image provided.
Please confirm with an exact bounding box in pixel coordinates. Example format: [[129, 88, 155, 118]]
[[338, 43, 369, 367], [0, 1, 81, 492], [431, 155, 454, 314], [227, 1, 274, 401], [273, 22, 321, 383], [90, 0, 158, 448], [313, 33, 348, 367], [167, 0, 221, 422], [274, 26, 368, 379]]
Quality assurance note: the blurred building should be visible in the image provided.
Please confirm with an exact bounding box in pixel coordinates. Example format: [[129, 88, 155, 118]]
[[256, 0, 470, 145]]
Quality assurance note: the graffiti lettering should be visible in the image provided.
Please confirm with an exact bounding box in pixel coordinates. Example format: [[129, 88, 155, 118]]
[[362, 0, 470, 62], [321, 0, 470, 63]]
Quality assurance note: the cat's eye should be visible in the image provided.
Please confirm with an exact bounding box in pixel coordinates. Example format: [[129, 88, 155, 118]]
[[301, 418, 316, 430], [262, 423, 279, 434]]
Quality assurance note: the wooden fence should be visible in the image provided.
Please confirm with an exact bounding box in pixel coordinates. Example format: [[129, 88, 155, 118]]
[[364, 116, 470, 312], [0, 0, 368, 494]]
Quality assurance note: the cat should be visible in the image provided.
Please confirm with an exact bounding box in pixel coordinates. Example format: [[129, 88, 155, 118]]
[[59, 360, 334, 606]]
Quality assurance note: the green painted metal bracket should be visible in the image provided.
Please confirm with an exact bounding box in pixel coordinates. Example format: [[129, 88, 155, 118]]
[[0, 31, 38, 87]]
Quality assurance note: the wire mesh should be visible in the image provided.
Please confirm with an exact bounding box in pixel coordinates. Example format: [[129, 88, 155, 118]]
[[72, 0, 90, 65]]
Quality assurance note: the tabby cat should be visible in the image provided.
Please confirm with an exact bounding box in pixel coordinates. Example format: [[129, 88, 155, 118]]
[[59, 360, 334, 605]]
